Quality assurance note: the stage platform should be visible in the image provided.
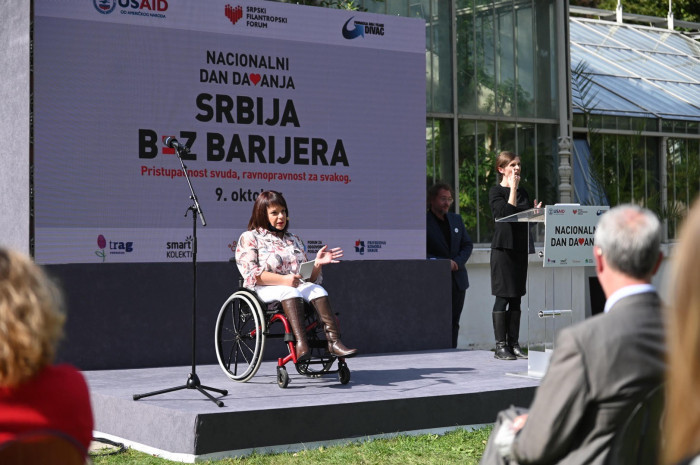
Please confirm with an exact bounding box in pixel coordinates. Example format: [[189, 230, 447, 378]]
[[85, 349, 541, 463]]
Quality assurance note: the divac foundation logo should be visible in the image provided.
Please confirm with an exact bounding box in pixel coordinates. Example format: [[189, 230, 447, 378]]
[[342, 16, 385, 40], [225, 4, 243, 25]]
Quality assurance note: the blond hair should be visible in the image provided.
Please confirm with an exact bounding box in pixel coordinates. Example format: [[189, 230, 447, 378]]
[[0, 249, 65, 387], [664, 196, 700, 464]]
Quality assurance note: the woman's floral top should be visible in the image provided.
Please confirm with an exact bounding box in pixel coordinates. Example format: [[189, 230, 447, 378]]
[[235, 228, 321, 289]]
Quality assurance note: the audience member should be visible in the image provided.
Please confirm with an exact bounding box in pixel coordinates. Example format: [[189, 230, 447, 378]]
[[664, 196, 700, 465], [0, 248, 94, 450], [426, 182, 474, 348], [480, 204, 665, 464]]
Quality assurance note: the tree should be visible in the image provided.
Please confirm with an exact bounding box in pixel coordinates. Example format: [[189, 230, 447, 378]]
[[570, 0, 700, 23]]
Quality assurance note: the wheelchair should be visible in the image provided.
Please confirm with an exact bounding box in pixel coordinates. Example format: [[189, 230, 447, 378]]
[[214, 286, 351, 388]]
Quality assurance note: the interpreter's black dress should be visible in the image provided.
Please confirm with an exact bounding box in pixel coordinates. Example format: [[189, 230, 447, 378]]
[[489, 184, 532, 297]]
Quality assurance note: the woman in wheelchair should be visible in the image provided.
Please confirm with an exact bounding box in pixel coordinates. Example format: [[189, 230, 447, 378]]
[[235, 190, 357, 362]]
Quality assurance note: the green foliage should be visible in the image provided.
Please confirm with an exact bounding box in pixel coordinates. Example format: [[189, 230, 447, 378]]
[[571, 0, 700, 23], [290, 0, 369, 11], [91, 427, 493, 464]]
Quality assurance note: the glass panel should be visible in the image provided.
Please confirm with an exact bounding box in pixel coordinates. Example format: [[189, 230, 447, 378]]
[[666, 138, 700, 239], [639, 52, 700, 81], [476, 0, 496, 114], [654, 31, 700, 57], [515, 4, 534, 118], [458, 119, 498, 243], [535, 123, 559, 209], [386, 0, 408, 16], [517, 122, 538, 205], [457, 0, 477, 113], [589, 133, 663, 220], [495, 4, 515, 116], [536, 0, 557, 119], [430, 0, 453, 112], [363, 0, 387, 14], [498, 122, 516, 153], [605, 25, 678, 54], [426, 118, 455, 187]]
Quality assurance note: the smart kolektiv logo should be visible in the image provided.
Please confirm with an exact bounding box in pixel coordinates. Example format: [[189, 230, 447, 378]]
[[94, 0, 116, 14], [342, 16, 384, 40]]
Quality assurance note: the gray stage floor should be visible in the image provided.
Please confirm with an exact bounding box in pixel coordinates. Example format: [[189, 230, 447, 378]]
[[85, 349, 541, 462]]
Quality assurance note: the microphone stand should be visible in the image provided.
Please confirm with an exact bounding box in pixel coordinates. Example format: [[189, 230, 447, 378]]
[[133, 143, 228, 407]]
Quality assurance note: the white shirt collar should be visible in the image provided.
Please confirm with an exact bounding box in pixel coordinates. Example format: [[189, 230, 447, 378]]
[[603, 284, 656, 313]]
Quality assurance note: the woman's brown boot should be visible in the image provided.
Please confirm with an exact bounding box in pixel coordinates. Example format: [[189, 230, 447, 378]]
[[281, 298, 310, 362], [310, 296, 358, 358]]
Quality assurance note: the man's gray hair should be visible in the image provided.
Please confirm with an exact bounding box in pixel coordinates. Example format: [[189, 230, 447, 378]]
[[594, 204, 661, 279]]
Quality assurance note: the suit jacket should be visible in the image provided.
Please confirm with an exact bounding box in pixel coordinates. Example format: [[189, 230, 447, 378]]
[[512, 291, 665, 465], [426, 211, 474, 291]]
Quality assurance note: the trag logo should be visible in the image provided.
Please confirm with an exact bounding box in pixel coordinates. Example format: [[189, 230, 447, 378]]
[[354, 240, 365, 255], [96, 235, 107, 262], [94, 0, 116, 14], [342, 16, 384, 40], [225, 4, 243, 25]]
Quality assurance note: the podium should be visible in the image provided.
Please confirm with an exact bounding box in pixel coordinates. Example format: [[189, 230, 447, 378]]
[[497, 205, 608, 378]]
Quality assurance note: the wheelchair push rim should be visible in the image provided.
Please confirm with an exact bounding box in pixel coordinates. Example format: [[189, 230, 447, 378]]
[[214, 290, 266, 382]]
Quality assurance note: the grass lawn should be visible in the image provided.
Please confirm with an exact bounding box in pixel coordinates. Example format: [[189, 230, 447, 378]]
[[91, 426, 492, 464]]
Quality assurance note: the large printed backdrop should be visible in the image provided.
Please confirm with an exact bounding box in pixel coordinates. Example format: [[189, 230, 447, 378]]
[[34, 0, 425, 264]]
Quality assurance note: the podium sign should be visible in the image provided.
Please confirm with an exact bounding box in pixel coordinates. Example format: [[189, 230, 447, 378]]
[[543, 206, 609, 267]]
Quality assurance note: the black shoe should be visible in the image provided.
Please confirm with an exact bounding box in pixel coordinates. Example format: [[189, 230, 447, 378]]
[[494, 343, 516, 360], [510, 344, 528, 359]]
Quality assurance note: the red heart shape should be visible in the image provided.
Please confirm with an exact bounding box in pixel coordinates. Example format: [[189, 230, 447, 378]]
[[573, 210, 578, 214], [578, 238, 585, 245], [250, 73, 261, 85]]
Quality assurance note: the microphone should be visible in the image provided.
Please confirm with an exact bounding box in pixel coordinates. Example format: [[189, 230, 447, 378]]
[[163, 136, 190, 153]]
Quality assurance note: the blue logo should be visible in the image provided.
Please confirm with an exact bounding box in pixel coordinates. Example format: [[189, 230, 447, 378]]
[[354, 239, 365, 255], [94, 0, 116, 14], [596, 209, 606, 216], [342, 17, 364, 39]]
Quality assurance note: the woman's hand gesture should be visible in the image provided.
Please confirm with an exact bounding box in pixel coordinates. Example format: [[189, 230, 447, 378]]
[[315, 245, 343, 266]]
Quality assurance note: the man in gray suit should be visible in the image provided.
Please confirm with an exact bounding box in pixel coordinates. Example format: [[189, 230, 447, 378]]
[[480, 204, 665, 465]]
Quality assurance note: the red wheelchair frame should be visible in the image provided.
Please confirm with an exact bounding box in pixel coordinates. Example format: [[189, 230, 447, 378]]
[[214, 287, 351, 388]]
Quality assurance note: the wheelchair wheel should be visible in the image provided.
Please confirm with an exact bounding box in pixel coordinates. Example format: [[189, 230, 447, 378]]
[[215, 290, 266, 382], [338, 362, 351, 385], [277, 366, 290, 389]]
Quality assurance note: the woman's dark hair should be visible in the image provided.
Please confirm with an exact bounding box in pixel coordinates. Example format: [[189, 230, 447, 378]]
[[495, 151, 518, 181], [248, 191, 289, 233]]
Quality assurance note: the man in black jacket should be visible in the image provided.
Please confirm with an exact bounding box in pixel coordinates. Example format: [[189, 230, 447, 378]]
[[426, 183, 474, 348]]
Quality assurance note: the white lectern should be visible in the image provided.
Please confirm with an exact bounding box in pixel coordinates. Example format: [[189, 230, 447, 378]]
[[498, 205, 609, 378]]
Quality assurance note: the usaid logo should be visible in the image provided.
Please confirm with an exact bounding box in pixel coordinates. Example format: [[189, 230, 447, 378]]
[[94, 0, 116, 14]]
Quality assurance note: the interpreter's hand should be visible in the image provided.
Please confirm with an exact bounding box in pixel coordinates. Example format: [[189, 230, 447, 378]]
[[450, 259, 459, 271], [512, 414, 528, 432], [507, 170, 520, 189], [315, 245, 343, 266], [534, 199, 543, 208], [283, 273, 304, 288]]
